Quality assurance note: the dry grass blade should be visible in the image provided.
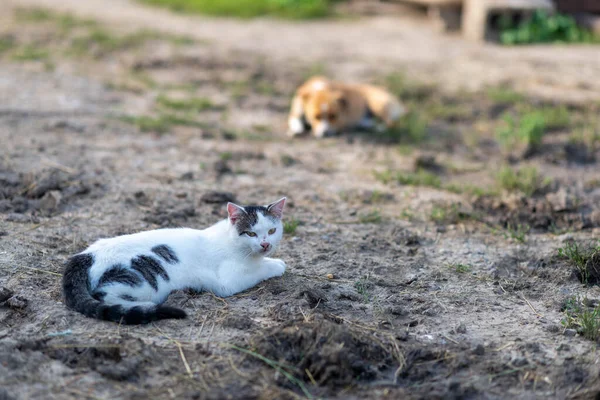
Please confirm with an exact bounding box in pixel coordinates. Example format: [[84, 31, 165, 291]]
[[228, 344, 313, 399], [20, 266, 62, 276]]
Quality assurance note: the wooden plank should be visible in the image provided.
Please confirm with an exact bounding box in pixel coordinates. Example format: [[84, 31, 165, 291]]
[[463, 0, 554, 41], [556, 0, 600, 13]]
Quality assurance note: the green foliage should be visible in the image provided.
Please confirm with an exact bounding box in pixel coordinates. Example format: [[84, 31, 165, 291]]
[[449, 264, 472, 274], [504, 223, 528, 243], [501, 11, 600, 45], [383, 111, 428, 144], [0, 36, 16, 55], [283, 218, 300, 235], [354, 277, 371, 303], [397, 169, 440, 188], [486, 87, 524, 104], [562, 296, 600, 341], [11, 45, 49, 61], [496, 166, 549, 196], [139, 0, 334, 19], [121, 114, 206, 133], [558, 242, 600, 284], [69, 29, 161, 56], [496, 113, 545, 150], [497, 106, 570, 150], [359, 210, 382, 224], [156, 94, 218, 112]]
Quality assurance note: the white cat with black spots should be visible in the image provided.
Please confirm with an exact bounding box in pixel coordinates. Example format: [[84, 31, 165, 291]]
[[62, 198, 287, 324]]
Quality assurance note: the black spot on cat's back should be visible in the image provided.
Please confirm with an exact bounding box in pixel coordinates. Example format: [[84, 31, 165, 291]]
[[98, 264, 143, 288], [131, 255, 169, 291], [151, 245, 179, 264]]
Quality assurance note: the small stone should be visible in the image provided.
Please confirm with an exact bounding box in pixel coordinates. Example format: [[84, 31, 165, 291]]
[[180, 172, 194, 181], [200, 191, 236, 204], [456, 323, 467, 334], [213, 160, 231, 176], [557, 343, 570, 352], [563, 329, 577, 337], [326, 273, 334, 279], [0, 287, 14, 303], [473, 344, 485, 355], [6, 295, 27, 310], [39, 190, 62, 211]]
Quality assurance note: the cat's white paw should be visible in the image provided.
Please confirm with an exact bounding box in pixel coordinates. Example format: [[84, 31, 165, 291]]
[[269, 259, 286, 276]]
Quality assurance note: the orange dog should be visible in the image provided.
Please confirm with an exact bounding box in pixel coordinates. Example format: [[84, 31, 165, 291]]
[[287, 76, 405, 138]]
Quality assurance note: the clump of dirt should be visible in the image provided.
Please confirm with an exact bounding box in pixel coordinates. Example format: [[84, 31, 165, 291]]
[[0, 166, 100, 217], [142, 201, 197, 227], [25, 337, 151, 381], [473, 189, 599, 231], [249, 318, 397, 391]]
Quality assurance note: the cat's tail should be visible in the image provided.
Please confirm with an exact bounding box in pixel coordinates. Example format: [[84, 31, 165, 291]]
[[62, 254, 187, 324]]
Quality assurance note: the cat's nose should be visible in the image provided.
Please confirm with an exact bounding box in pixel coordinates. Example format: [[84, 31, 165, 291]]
[[260, 242, 270, 250]]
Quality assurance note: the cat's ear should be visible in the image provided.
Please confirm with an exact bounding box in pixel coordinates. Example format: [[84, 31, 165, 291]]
[[227, 202, 246, 225], [266, 197, 286, 219]]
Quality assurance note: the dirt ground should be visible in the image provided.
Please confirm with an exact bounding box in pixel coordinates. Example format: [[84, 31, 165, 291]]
[[1, 1, 600, 399]]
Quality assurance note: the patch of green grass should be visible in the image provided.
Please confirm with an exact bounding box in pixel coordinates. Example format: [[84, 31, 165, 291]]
[[375, 169, 441, 188], [486, 87, 524, 104], [301, 62, 327, 80], [354, 277, 372, 303], [538, 105, 571, 130], [399, 208, 414, 221], [358, 210, 382, 224], [121, 113, 207, 133], [11, 45, 49, 61], [139, 0, 334, 19], [366, 190, 388, 204], [255, 81, 277, 95], [156, 94, 218, 112], [444, 183, 495, 197], [504, 223, 529, 243], [15, 8, 53, 22], [430, 205, 449, 223], [283, 218, 300, 235], [219, 152, 233, 161], [429, 203, 478, 224], [562, 296, 600, 341], [16, 8, 97, 32], [558, 242, 600, 284], [496, 166, 550, 196], [69, 29, 162, 57], [384, 111, 429, 144], [449, 264, 472, 274], [500, 10, 600, 45], [227, 80, 251, 101], [0, 36, 16, 55], [396, 169, 441, 188], [427, 103, 472, 121], [496, 112, 545, 150], [384, 72, 434, 103], [570, 126, 600, 150], [496, 106, 571, 151]]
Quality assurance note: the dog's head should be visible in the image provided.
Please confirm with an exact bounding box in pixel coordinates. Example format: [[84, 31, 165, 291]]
[[301, 86, 347, 138]]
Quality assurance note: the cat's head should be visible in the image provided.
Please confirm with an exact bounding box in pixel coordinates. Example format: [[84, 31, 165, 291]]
[[227, 198, 286, 256]]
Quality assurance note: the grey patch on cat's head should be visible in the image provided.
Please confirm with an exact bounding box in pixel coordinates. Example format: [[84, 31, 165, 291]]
[[227, 203, 279, 235]]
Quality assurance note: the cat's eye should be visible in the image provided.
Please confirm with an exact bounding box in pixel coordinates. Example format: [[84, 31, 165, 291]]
[[268, 228, 276, 235], [245, 232, 257, 237]]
